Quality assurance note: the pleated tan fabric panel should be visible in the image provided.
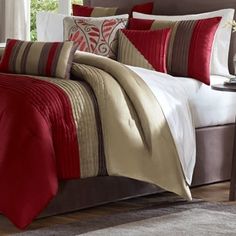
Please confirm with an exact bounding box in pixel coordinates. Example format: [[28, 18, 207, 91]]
[[72, 52, 191, 200], [35, 76, 100, 178], [117, 31, 154, 70]]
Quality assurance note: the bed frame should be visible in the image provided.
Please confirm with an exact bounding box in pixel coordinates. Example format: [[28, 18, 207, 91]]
[[40, 0, 236, 218]]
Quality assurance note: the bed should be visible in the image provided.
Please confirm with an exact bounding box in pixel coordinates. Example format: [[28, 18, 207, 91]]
[[1, 0, 236, 229], [77, 0, 236, 182]]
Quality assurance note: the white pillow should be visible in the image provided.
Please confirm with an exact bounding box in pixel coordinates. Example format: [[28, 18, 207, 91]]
[[133, 9, 235, 77], [36, 12, 66, 42], [36, 12, 129, 42]]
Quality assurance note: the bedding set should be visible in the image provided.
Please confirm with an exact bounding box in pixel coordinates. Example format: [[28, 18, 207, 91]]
[[0, 2, 235, 230]]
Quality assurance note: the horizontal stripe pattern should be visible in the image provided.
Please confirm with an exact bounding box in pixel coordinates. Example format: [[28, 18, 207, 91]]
[[0, 39, 76, 79]]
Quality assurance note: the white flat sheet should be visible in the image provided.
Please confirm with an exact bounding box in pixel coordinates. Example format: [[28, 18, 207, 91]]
[[127, 66, 236, 185], [176, 75, 236, 128], [128, 66, 196, 185]]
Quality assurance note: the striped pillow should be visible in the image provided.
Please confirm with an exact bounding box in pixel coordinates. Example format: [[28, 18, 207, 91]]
[[128, 17, 221, 85], [118, 29, 171, 73], [0, 39, 76, 79], [72, 4, 118, 17]]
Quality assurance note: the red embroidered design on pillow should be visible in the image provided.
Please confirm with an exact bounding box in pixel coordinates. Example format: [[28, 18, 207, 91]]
[[68, 18, 128, 58]]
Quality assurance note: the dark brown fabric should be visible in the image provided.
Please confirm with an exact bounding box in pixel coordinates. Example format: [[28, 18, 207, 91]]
[[83, 0, 236, 74], [170, 21, 196, 76]]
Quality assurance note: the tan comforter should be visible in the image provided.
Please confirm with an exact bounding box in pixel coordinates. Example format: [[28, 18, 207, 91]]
[[72, 52, 191, 200]]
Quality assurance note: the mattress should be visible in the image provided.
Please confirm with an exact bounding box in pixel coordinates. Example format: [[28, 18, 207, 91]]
[[175, 75, 236, 128]]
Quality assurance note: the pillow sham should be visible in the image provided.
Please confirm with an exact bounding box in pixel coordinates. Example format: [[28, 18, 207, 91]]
[[131, 2, 154, 15], [72, 4, 118, 17], [133, 9, 235, 77], [128, 17, 221, 85], [118, 29, 170, 73], [0, 39, 76, 79], [64, 16, 129, 59]]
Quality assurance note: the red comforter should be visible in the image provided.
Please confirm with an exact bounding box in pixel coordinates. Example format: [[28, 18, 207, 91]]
[[0, 73, 80, 229]]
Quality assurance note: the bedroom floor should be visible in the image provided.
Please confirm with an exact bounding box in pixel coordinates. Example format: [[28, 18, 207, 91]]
[[0, 181, 233, 235]]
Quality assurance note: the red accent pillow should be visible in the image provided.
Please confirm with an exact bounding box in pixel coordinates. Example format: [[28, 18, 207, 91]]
[[72, 4, 118, 17], [131, 2, 154, 16], [72, 4, 93, 16], [128, 17, 221, 85], [118, 29, 171, 73]]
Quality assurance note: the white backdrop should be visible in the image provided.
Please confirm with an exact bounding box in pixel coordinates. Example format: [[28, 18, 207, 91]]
[[58, 0, 71, 15], [0, 0, 30, 42]]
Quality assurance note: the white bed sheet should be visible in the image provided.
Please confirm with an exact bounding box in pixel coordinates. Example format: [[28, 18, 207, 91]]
[[174, 75, 236, 128], [127, 65, 236, 185]]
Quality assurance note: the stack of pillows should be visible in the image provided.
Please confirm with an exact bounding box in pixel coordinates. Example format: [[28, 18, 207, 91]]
[[65, 3, 234, 85], [1, 2, 234, 85]]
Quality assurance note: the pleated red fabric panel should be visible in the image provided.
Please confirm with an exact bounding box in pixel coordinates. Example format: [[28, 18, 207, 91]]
[[118, 29, 171, 73], [0, 74, 80, 229]]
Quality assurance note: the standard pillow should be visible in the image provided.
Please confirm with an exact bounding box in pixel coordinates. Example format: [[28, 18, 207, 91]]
[[72, 4, 118, 17], [0, 39, 76, 79], [118, 29, 170, 73], [131, 2, 154, 15], [128, 17, 221, 85], [64, 16, 129, 59], [133, 9, 235, 77]]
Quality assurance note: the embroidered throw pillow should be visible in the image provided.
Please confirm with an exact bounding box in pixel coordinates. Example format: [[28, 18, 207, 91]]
[[64, 16, 129, 59], [128, 17, 221, 85], [72, 4, 118, 17], [118, 29, 171, 73], [0, 39, 76, 79]]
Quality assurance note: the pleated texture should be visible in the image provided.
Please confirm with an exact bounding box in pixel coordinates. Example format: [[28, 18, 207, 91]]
[[128, 17, 222, 84], [117, 29, 171, 73], [41, 77, 103, 178]]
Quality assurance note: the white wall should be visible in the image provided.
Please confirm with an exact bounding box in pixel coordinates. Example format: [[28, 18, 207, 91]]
[[58, 0, 71, 15], [0, 0, 30, 42]]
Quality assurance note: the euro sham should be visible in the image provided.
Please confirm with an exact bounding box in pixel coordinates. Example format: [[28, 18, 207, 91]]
[[0, 39, 76, 79], [133, 9, 235, 77], [128, 17, 221, 84]]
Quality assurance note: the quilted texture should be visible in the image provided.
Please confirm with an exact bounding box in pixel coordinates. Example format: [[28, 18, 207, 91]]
[[0, 39, 76, 79], [72, 4, 117, 17], [128, 17, 221, 85], [118, 29, 171, 73], [64, 16, 128, 59]]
